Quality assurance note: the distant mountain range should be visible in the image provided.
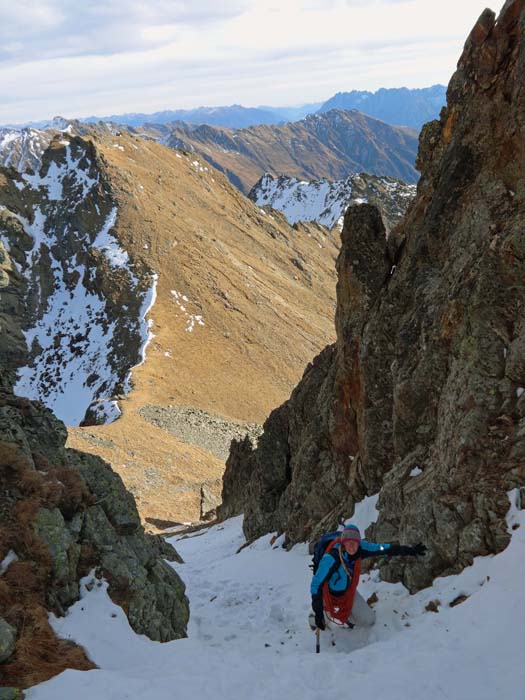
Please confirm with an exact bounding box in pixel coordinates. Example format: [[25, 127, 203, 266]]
[[2, 86, 446, 132], [318, 85, 447, 130], [83, 103, 324, 129], [155, 109, 419, 193]]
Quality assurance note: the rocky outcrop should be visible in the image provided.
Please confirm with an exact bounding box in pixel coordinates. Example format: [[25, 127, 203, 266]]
[[0, 392, 189, 688], [0, 128, 54, 173], [0, 135, 156, 426], [219, 0, 525, 591], [0, 232, 27, 392], [250, 172, 416, 233], [0, 618, 16, 663]]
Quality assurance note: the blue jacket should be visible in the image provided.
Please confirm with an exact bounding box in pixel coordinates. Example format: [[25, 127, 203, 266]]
[[311, 540, 392, 598]]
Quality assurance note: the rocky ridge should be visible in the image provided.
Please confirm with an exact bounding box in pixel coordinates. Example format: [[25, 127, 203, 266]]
[[219, 0, 525, 592], [250, 172, 416, 233], [0, 135, 155, 426], [153, 109, 419, 193], [0, 129, 55, 174]]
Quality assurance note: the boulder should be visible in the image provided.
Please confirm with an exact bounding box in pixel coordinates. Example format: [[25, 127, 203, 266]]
[[0, 617, 16, 663], [0, 689, 25, 700]]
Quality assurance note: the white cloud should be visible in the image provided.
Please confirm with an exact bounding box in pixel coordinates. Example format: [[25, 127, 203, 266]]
[[0, 0, 491, 124], [0, 1, 249, 60]]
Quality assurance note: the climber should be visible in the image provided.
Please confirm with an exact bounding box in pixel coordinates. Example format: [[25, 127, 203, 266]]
[[310, 523, 426, 630]]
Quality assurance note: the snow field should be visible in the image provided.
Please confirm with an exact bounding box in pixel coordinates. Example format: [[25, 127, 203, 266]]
[[26, 491, 525, 700]]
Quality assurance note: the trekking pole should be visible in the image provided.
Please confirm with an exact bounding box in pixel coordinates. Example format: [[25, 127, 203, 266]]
[[316, 627, 320, 653]]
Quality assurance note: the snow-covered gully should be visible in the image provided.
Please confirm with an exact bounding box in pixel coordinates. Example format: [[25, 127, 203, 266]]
[[27, 493, 524, 700]]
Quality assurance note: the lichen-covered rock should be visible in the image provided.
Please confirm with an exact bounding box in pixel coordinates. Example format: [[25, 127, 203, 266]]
[[0, 617, 16, 663], [80, 504, 188, 641], [0, 392, 189, 688], [0, 688, 25, 700], [146, 533, 184, 564], [125, 558, 189, 642], [69, 450, 141, 535], [220, 0, 525, 590], [33, 507, 79, 608]]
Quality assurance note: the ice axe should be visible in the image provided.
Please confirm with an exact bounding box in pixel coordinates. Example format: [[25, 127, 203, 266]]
[[316, 627, 320, 653]]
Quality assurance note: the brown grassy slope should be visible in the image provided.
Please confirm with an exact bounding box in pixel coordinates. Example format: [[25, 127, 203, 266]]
[[68, 132, 338, 525], [159, 110, 419, 193]]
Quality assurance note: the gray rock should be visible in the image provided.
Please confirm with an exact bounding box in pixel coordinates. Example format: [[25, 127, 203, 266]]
[[0, 393, 189, 656], [81, 498, 189, 640], [0, 617, 16, 663], [0, 689, 25, 700], [33, 507, 79, 608], [69, 450, 141, 535], [146, 533, 184, 564], [200, 479, 222, 520]]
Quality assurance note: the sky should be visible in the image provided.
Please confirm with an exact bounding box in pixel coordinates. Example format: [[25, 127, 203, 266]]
[[0, 0, 494, 125]]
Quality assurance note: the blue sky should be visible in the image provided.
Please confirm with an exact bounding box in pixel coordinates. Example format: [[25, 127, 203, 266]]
[[0, 0, 492, 124]]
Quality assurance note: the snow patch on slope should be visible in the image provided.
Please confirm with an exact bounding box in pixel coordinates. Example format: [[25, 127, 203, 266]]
[[0, 127, 53, 173], [14, 272, 119, 426], [123, 273, 158, 393], [9, 142, 157, 426]]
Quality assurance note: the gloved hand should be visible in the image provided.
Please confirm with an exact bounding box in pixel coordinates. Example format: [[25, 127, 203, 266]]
[[312, 596, 326, 630], [392, 543, 427, 556], [412, 542, 427, 556]]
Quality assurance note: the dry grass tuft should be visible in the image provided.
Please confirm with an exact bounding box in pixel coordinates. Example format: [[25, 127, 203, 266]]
[[48, 467, 91, 518], [4, 561, 42, 593], [12, 497, 40, 529], [2, 603, 96, 688], [0, 429, 98, 688], [0, 440, 33, 474], [19, 468, 45, 496]]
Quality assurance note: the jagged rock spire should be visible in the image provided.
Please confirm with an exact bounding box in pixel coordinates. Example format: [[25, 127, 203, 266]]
[[220, 0, 525, 591]]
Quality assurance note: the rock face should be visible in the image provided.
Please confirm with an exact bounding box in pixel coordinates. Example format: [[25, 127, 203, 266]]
[[0, 135, 155, 426], [249, 172, 416, 233], [0, 128, 54, 173], [219, 0, 525, 591], [0, 392, 188, 688], [0, 618, 16, 663]]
